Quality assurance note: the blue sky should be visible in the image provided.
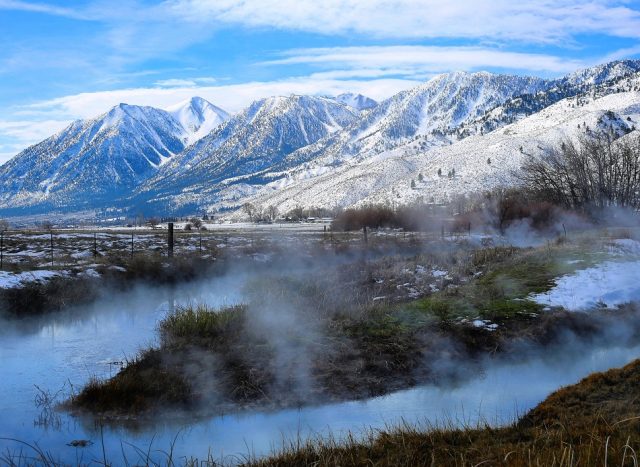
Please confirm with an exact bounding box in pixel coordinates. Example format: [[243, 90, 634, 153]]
[[1, 0, 640, 162]]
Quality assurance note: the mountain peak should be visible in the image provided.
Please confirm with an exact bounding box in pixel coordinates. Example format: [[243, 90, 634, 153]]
[[167, 96, 230, 145], [560, 59, 640, 86], [100, 103, 146, 130], [334, 93, 378, 111]]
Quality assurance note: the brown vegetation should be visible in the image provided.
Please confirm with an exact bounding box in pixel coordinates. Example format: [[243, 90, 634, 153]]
[[249, 359, 640, 466], [521, 131, 640, 211]]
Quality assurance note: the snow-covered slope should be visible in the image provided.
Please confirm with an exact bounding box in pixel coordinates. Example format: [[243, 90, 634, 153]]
[[237, 81, 640, 215], [0, 103, 192, 213], [559, 59, 640, 87], [271, 72, 546, 174], [0, 97, 229, 214], [454, 60, 640, 140], [133, 95, 359, 212], [167, 96, 230, 145], [333, 93, 378, 111]]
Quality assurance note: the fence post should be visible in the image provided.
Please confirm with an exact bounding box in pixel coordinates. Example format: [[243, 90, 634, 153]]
[[363, 225, 368, 244], [168, 222, 174, 258], [0, 230, 3, 270], [131, 232, 134, 257], [50, 231, 54, 266], [93, 232, 97, 258]]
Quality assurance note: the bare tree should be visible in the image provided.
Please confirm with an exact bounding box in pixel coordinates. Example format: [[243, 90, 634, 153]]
[[0, 219, 9, 232], [266, 205, 279, 222], [189, 217, 203, 229], [288, 205, 305, 221], [520, 131, 640, 211], [147, 217, 160, 228], [242, 203, 256, 222]]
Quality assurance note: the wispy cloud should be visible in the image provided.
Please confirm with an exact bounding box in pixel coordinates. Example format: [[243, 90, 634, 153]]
[[266, 45, 588, 77], [6, 1, 640, 62], [0, 0, 90, 19], [167, 0, 640, 43], [599, 43, 640, 63], [154, 77, 218, 87], [26, 77, 418, 117], [154, 78, 198, 88], [0, 119, 72, 163]]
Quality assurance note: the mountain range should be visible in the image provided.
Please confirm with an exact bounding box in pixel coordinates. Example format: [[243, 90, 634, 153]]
[[0, 59, 639, 219]]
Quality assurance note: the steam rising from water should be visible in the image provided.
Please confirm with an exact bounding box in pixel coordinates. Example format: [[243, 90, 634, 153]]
[[0, 214, 639, 464]]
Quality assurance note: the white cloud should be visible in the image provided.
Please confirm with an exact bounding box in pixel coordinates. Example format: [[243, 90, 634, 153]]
[[5, 1, 640, 62], [267, 45, 587, 76], [0, 0, 89, 19], [600, 43, 640, 63], [0, 119, 71, 163], [166, 0, 640, 43], [0, 119, 70, 143], [154, 78, 198, 87]]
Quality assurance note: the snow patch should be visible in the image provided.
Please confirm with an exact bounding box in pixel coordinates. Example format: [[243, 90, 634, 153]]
[[0, 270, 67, 289], [530, 261, 640, 311]]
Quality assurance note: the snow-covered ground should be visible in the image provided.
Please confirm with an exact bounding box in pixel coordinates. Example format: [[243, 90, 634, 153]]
[[0, 270, 67, 289], [531, 260, 640, 311], [531, 239, 640, 311]]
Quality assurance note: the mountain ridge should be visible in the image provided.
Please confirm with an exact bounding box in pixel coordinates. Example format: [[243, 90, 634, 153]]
[[0, 60, 639, 218]]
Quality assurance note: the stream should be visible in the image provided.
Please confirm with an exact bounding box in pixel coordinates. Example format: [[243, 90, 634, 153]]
[[1, 272, 640, 465]]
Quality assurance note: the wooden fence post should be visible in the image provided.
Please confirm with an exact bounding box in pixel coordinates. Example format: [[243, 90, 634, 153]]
[[168, 222, 174, 258]]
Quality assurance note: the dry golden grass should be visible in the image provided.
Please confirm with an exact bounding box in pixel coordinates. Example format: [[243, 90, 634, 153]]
[[247, 359, 640, 466]]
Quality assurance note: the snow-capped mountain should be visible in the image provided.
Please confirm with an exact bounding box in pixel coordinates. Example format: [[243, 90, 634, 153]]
[[267, 72, 546, 175], [1, 60, 639, 218], [558, 59, 640, 87], [167, 96, 230, 145], [133, 94, 359, 212], [0, 99, 228, 214], [333, 93, 378, 111], [237, 74, 640, 215], [453, 60, 640, 140]]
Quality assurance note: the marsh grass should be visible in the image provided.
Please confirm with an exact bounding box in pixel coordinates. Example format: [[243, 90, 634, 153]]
[[410, 241, 607, 325], [0, 275, 99, 318], [160, 304, 248, 347], [70, 348, 191, 413], [0, 252, 222, 319]]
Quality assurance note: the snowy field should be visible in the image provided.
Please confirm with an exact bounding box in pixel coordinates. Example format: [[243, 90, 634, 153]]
[[0, 222, 358, 289], [1, 224, 639, 318], [531, 239, 640, 311]]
